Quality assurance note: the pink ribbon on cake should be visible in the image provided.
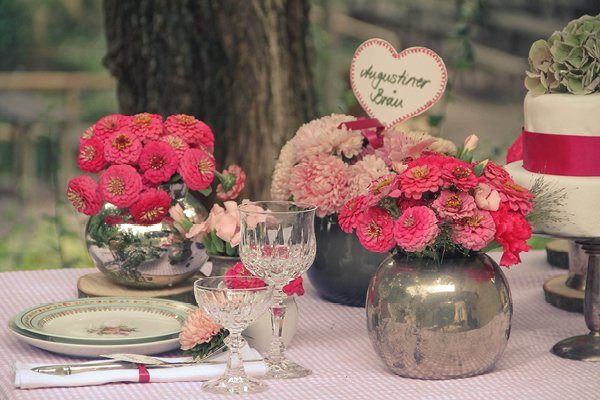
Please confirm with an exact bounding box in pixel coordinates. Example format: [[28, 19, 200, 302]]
[[338, 118, 385, 149], [522, 129, 600, 176]]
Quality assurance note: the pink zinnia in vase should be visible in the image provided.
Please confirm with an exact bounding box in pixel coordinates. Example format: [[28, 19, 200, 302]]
[[432, 190, 477, 221], [93, 114, 130, 142], [77, 137, 106, 173], [178, 147, 216, 191], [164, 114, 214, 149], [393, 206, 440, 252], [130, 189, 171, 224], [138, 141, 178, 184], [160, 134, 190, 160], [338, 195, 366, 233], [216, 165, 246, 201], [347, 155, 390, 199], [452, 210, 496, 251], [104, 131, 143, 165], [441, 159, 478, 191], [399, 163, 444, 200], [179, 309, 223, 351], [355, 207, 395, 253], [364, 174, 398, 207], [99, 164, 142, 208], [129, 112, 164, 143], [79, 125, 95, 142], [67, 176, 103, 216], [289, 154, 349, 218], [481, 161, 510, 186], [495, 178, 534, 216]]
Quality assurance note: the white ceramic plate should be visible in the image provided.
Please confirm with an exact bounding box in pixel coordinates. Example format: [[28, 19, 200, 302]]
[[8, 319, 181, 358], [14, 297, 195, 344]]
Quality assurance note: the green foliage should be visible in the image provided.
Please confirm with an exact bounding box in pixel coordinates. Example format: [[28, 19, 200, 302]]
[[183, 329, 229, 361]]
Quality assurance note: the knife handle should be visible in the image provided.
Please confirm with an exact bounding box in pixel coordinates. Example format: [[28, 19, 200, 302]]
[[32, 361, 134, 375]]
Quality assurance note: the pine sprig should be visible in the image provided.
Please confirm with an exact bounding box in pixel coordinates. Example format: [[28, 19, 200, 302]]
[[527, 176, 569, 227]]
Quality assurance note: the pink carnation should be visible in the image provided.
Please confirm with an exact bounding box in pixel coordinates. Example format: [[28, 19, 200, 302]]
[[441, 159, 478, 191], [399, 163, 443, 200], [129, 113, 164, 143], [452, 210, 496, 251], [216, 165, 246, 201], [164, 114, 214, 149], [130, 189, 171, 224], [138, 141, 178, 184], [338, 195, 366, 233], [99, 164, 142, 208], [77, 137, 106, 173], [104, 131, 143, 165], [93, 114, 130, 142], [160, 135, 190, 160], [67, 176, 103, 216], [356, 207, 395, 253], [289, 154, 349, 218], [432, 190, 477, 221], [178, 148, 216, 191], [491, 205, 532, 266], [179, 309, 222, 351], [393, 206, 439, 252]]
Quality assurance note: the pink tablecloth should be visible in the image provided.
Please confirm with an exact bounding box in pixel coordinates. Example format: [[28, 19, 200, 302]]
[[1, 251, 599, 400]]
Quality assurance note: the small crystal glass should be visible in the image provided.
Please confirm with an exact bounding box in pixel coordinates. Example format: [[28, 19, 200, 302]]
[[239, 201, 317, 379], [194, 276, 274, 395]]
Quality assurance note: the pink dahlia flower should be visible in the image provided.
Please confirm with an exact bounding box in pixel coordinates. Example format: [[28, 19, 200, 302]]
[[129, 113, 164, 143], [289, 154, 349, 218], [356, 207, 395, 253], [78, 137, 106, 173], [99, 164, 142, 208], [160, 135, 190, 160], [441, 159, 478, 191], [138, 141, 178, 184], [130, 189, 171, 225], [399, 163, 444, 200], [347, 155, 390, 198], [216, 165, 246, 201], [393, 206, 440, 252], [495, 178, 534, 216], [164, 114, 214, 149], [452, 210, 496, 251], [67, 176, 103, 216], [271, 140, 296, 201], [93, 114, 130, 142], [293, 114, 359, 160], [474, 183, 501, 211], [178, 148, 216, 191], [338, 195, 366, 233], [104, 131, 143, 165], [432, 190, 477, 221], [179, 309, 222, 351]]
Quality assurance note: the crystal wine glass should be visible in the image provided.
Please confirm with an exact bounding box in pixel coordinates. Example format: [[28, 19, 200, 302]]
[[194, 275, 274, 394], [238, 201, 317, 379]]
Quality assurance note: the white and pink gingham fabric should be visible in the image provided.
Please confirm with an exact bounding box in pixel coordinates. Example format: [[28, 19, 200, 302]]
[[1, 251, 599, 400]]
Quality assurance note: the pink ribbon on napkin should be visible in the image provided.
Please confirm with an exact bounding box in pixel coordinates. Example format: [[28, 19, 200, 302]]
[[338, 118, 385, 149], [137, 364, 150, 383]]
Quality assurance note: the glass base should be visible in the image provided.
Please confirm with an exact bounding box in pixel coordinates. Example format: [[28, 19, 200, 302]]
[[551, 333, 600, 361], [265, 357, 312, 379], [202, 375, 268, 395]]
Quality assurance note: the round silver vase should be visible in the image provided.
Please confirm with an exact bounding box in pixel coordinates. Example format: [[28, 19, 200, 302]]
[[366, 252, 512, 379]]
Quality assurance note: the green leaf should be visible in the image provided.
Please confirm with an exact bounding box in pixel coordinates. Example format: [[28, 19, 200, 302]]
[[210, 230, 225, 253], [225, 241, 238, 257], [199, 187, 212, 196]]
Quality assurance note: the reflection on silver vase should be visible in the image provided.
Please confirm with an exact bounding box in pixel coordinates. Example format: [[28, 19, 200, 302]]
[[366, 252, 512, 380]]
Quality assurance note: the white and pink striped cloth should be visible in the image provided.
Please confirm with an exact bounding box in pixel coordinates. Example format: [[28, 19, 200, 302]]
[[1, 251, 599, 399]]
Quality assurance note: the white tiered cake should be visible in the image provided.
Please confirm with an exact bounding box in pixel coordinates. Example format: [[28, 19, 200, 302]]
[[505, 92, 600, 238]]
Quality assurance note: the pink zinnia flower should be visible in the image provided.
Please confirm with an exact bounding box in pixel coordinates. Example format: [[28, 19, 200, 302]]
[[93, 114, 130, 142], [441, 159, 478, 191], [396, 197, 425, 212], [495, 178, 534, 216], [289, 154, 349, 218], [481, 161, 510, 185], [161, 135, 190, 160], [347, 155, 390, 198], [164, 114, 214, 149], [129, 113, 164, 143], [138, 141, 178, 184], [474, 183, 501, 211], [452, 210, 496, 251], [393, 206, 439, 252], [338, 195, 366, 233], [364, 174, 398, 206], [179, 309, 222, 351], [216, 165, 246, 201], [432, 190, 477, 221], [104, 131, 143, 165], [356, 207, 395, 253], [99, 164, 142, 208], [178, 147, 216, 191], [77, 137, 106, 173], [67, 176, 103, 216], [130, 189, 171, 224], [399, 162, 443, 200], [80, 125, 95, 143]]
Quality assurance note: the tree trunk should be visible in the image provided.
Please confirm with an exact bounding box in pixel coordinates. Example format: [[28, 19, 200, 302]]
[[102, 0, 315, 198]]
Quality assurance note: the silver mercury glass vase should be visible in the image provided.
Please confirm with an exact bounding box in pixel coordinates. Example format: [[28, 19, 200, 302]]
[[366, 252, 512, 379], [85, 183, 209, 289]]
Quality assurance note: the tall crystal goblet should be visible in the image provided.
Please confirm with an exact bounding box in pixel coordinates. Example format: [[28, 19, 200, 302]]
[[239, 201, 317, 379], [194, 276, 274, 395]]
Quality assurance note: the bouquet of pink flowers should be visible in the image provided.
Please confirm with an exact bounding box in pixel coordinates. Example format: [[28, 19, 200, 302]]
[[271, 114, 457, 218], [67, 113, 246, 223], [339, 136, 534, 267]]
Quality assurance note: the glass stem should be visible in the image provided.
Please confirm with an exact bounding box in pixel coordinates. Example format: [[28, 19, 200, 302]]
[[267, 288, 287, 364], [225, 331, 247, 379]]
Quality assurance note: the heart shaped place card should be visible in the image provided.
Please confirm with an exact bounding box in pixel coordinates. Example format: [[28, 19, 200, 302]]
[[350, 38, 448, 128]]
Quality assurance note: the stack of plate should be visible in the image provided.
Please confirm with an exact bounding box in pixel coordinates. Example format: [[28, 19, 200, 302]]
[[8, 297, 196, 357]]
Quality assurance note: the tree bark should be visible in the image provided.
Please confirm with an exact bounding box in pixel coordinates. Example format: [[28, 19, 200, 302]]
[[102, 0, 315, 198]]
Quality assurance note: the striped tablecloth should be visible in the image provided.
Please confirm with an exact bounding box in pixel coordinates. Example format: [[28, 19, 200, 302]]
[[1, 251, 599, 400]]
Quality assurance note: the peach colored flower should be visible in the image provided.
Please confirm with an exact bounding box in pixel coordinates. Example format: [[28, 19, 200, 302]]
[[179, 309, 222, 351], [293, 114, 359, 160], [239, 200, 268, 230], [216, 165, 246, 201], [463, 134, 479, 152], [474, 183, 501, 211], [393, 206, 440, 252]]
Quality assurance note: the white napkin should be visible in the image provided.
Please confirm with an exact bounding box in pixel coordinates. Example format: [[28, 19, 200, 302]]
[[15, 347, 266, 389]]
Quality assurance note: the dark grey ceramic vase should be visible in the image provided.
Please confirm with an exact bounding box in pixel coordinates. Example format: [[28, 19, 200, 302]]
[[307, 217, 387, 307], [366, 252, 512, 379]]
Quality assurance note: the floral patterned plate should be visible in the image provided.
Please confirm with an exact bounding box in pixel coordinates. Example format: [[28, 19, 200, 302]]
[[13, 297, 195, 345]]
